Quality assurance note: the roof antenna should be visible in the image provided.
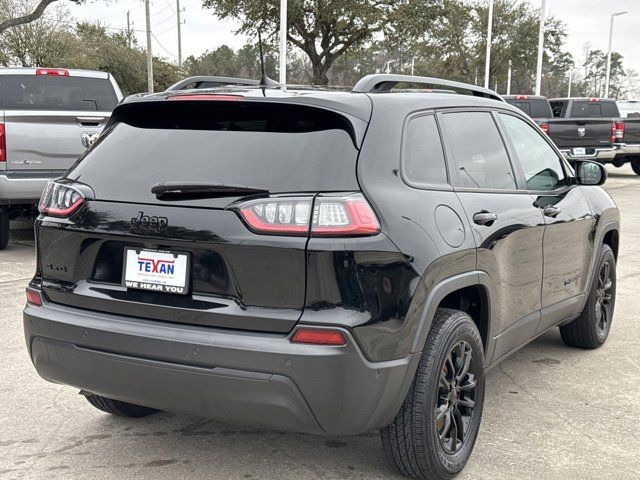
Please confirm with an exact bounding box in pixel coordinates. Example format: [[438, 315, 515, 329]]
[[258, 31, 279, 89]]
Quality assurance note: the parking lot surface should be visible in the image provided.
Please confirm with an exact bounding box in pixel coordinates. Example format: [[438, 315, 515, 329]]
[[1, 165, 639, 480]]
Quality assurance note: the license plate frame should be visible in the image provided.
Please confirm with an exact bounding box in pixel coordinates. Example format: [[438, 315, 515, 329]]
[[572, 147, 587, 156], [123, 248, 190, 295]]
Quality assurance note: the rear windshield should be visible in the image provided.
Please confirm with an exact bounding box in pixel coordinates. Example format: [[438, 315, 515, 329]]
[[0, 74, 118, 111], [69, 101, 360, 201], [571, 101, 619, 118], [506, 99, 552, 118]]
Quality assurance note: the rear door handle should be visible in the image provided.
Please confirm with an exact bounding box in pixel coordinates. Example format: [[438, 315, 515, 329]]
[[543, 205, 562, 217], [473, 211, 498, 226]]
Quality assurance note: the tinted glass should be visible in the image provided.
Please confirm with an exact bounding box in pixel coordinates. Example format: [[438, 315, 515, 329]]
[[508, 100, 531, 115], [0, 75, 118, 111], [69, 102, 360, 203], [529, 99, 553, 118], [571, 101, 603, 117], [550, 101, 567, 118], [500, 114, 568, 191], [441, 112, 516, 190], [403, 115, 447, 186]]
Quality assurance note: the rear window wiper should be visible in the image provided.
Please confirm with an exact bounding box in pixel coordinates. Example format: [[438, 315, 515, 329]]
[[151, 182, 269, 200]]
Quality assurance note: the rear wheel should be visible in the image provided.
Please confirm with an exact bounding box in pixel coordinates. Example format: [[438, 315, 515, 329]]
[[381, 309, 485, 480], [560, 244, 616, 349], [631, 158, 640, 175], [84, 394, 159, 418], [0, 207, 9, 250]]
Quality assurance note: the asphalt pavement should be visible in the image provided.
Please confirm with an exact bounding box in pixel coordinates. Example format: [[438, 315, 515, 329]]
[[1, 164, 639, 480]]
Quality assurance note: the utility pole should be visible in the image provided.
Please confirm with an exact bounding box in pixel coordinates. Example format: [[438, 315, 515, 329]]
[[126, 11, 132, 49], [534, 0, 547, 96], [484, 0, 494, 89], [176, 0, 183, 67], [279, 0, 287, 85], [144, 0, 154, 93], [567, 69, 572, 98], [507, 60, 512, 95], [605, 11, 628, 98], [411, 57, 415, 76]]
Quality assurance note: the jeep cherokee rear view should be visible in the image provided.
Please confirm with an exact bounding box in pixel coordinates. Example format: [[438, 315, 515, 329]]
[[24, 74, 620, 480]]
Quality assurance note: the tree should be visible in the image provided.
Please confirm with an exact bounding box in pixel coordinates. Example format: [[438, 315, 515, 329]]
[[201, 0, 431, 85], [0, 0, 81, 34]]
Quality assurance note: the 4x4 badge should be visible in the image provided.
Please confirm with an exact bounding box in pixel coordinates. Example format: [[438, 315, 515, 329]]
[[130, 211, 168, 232]]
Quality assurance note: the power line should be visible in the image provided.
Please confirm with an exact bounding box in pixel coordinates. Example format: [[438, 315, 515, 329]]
[[152, 32, 177, 58]]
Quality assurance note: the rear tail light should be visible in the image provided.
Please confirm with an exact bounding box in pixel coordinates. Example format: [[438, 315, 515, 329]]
[[614, 121, 625, 141], [291, 328, 347, 346], [26, 288, 42, 306], [0, 123, 5, 162], [237, 193, 380, 237], [589, 98, 600, 102], [539, 122, 549, 135], [36, 68, 69, 76], [39, 180, 85, 217]]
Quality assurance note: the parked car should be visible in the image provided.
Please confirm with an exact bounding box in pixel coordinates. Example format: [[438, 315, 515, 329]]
[[617, 99, 640, 118], [166, 75, 259, 91], [0, 67, 122, 248], [503, 94, 553, 133], [24, 74, 619, 480], [548, 97, 640, 175]]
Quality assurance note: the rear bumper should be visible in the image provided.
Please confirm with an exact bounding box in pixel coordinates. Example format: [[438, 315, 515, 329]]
[[0, 171, 61, 204], [558, 146, 617, 162], [24, 300, 418, 435], [614, 143, 640, 157]]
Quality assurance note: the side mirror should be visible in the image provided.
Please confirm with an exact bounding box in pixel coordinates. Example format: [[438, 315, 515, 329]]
[[576, 161, 607, 186]]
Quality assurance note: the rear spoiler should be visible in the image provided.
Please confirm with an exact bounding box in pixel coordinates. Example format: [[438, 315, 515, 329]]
[[166, 76, 259, 92]]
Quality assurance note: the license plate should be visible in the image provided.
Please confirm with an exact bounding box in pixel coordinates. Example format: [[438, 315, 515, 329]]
[[123, 248, 189, 295], [572, 147, 587, 156]]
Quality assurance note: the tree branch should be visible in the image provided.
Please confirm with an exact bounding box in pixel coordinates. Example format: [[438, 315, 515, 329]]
[[0, 0, 61, 34]]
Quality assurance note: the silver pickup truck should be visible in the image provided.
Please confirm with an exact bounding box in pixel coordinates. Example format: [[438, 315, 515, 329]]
[[0, 67, 122, 248]]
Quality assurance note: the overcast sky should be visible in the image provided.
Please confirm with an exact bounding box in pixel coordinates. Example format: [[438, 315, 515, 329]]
[[67, 0, 640, 74]]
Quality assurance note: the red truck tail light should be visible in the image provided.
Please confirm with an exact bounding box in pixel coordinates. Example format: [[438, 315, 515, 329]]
[[0, 123, 5, 163], [589, 98, 600, 102], [39, 180, 85, 217], [36, 68, 69, 76], [237, 193, 380, 237], [614, 121, 625, 141], [291, 328, 346, 346], [539, 122, 550, 135]]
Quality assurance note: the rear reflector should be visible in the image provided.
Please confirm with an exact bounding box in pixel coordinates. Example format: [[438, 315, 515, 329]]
[[36, 68, 69, 76], [237, 193, 380, 237], [168, 94, 244, 101], [0, 124, 5, 162], [26, 289, 42, 306], [291, 328, 347, 346]]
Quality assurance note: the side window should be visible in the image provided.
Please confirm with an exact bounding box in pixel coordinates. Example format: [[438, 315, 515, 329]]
[[441, 112, 516, 190], [402, 114, 448, 186], [500, 114, 568, 191]]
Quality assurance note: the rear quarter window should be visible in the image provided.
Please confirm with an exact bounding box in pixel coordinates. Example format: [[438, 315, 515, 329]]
[[402, 114, 448, 187]]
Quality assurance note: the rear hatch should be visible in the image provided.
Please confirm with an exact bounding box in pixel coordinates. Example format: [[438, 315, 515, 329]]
[[0, 70, 118, 171], [37, 98, 369, 333]]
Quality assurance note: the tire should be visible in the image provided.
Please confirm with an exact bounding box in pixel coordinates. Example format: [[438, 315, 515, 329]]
[[381, 309, 485, 480], [560, 244, 616, 349], [85, 394, 159, 418], [631, 158, 640, 175], [0, 207, 9, 250]]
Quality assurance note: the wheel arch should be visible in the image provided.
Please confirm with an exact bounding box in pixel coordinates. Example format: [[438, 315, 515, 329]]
[[411, 272, 493, 358]]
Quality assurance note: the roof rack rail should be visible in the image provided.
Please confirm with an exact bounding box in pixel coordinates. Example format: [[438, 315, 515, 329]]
[[166, 76, 259, 92], [352, 74, 503, 102]]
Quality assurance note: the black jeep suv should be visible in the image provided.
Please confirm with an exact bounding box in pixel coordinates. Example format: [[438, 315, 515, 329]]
[[24, 74, 619, 480]]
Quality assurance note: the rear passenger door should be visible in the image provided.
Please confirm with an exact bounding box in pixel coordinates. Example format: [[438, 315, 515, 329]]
[[439, 110, 545, 363], [497, 112, 596, 332]]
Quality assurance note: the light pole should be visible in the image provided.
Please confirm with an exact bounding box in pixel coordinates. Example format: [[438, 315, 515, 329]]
[[605, 11, 628, 98], [279, 0, 288, 86], [386, 59, 397, 74], [484, 0, 494, 89], [534, 0, 547, 96]]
